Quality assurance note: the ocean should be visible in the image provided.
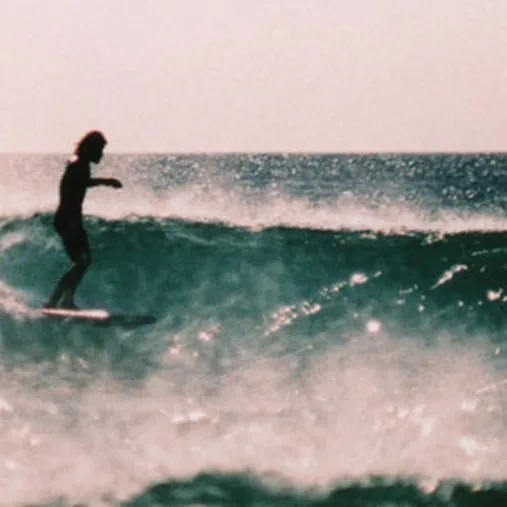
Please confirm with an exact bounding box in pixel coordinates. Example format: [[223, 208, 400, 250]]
[[1, 152, 507, 506]]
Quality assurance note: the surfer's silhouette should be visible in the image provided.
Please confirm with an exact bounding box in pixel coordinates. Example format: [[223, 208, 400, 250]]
[[45, 130, 122, 309]]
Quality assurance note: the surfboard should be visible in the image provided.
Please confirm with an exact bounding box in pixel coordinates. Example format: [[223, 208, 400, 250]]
[[41, 307, 109, 320], [40, 308, 156, 327]]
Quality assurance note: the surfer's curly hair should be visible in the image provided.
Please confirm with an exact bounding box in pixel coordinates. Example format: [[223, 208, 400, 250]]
[[75, 130, 107, 158]]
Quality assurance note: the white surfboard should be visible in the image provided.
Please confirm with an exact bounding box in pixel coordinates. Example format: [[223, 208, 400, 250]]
[[41, 307, 110, 320], [40, 307, 156, 326]]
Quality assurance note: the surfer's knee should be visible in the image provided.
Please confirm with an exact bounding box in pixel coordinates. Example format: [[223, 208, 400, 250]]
[[75, 251, 91, 267]]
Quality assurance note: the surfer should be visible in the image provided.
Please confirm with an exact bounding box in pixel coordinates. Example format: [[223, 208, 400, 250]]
[[45, 130, 122, 309]]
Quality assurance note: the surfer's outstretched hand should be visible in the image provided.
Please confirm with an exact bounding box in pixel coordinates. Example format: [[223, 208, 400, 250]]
[[107, 178, 123, 189]]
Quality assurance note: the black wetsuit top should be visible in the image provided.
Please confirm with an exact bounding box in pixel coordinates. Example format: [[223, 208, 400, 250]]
[[54, 159, 91, 261]]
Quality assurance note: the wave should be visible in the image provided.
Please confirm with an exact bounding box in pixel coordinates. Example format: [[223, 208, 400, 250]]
[[2, 215, 507, 334], [124, 473, 507, 507], [17, 472, 507, 506], [2, 153, 507, 233]]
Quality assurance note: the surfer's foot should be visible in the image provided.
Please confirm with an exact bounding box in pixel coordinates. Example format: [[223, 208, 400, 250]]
[[59, 291, 79, 309], [43, 298, 59, 309]]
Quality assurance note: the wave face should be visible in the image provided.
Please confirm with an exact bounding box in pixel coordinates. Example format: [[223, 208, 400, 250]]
[[1, 153, 507, 506]]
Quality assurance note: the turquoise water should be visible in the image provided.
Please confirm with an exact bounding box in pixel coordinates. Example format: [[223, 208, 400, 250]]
[[1, 153, 507, 506]]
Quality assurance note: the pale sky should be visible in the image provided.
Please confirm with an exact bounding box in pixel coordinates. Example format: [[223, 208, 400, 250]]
[[1, 0, 506, 152]]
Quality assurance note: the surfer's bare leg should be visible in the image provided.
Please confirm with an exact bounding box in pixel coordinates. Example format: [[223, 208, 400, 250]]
[[45, 253, 91, 309]]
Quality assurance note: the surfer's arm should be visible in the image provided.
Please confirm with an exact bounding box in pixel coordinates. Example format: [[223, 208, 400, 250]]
[[88, 178, 122, 189]]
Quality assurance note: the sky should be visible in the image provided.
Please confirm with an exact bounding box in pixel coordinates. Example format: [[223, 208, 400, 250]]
[[1, 0, 506, 153]]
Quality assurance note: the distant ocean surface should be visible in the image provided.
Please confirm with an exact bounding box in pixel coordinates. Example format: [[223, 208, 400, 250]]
[[2, 153, 507, 506]]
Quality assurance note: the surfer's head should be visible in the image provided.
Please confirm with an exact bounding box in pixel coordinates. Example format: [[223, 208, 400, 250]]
[[75, 130, 107, 163]]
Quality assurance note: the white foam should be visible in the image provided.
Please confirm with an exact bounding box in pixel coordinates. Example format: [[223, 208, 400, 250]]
[[0, 332, 505, 505], [0, 280, 32, 318], [2, 154, 507, 235]]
